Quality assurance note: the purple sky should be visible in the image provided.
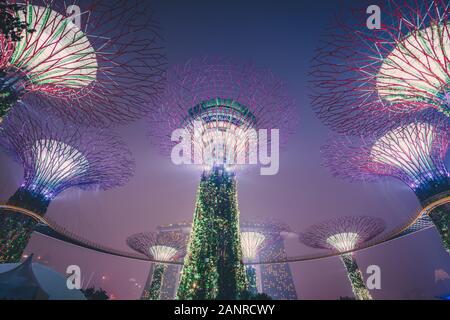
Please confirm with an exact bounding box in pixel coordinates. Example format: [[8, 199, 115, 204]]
[[1, 0, 450, 299]]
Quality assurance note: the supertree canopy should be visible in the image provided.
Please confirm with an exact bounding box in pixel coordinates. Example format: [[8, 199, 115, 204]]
[[0, 0, 165, 125], [150, 57, 297, 171], [0, 105, 134, 263], [323, 117, 450, 252], [241, 231, 266, 262], [127, 231, 186, 300], [150, 58, 297, 300], [300, 216, 386, 300], [310, 0, 450, 134]]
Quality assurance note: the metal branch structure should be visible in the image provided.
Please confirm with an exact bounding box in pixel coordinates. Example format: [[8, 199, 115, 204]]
[[241, 232, 266, 262], [150, 57, 298, 171], [310, 0, 450, 134], [300, 216, 386, 300], [1, 0, 165, 126], [323, 117, 450, 252], [0, 105, 135, 263], [127, 232, 186, 300], [150, 57, 298, 300]]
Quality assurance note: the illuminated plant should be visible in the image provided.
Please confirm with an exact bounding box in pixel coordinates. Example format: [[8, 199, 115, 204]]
[[323, 118, 450, 252], [150, 58, 297, 300], [300, 216, 386, 300], [310, 0, 450, 134], [127, 231, 186, 300], [0, 0, 165, 125], [175, 168, 248, 300], [0, 105, 134, 263]]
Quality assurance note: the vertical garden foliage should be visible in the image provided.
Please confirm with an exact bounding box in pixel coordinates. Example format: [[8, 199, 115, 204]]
[[148, 264, 166, 300], [246, 265, 258, 295], [428, 205, 450, 253], [177, 168, 247, 300], [0, 187, 50, 263], [340, 253, 372, 300]]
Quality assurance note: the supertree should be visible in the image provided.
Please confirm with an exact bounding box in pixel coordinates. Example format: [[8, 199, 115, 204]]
[[0, 0, 165, 126], [241, 221, 299, 300], [323, 116, 450, 252], [0, 104, 134, 263], [240, 220, 291, 296], [126, 231, 186, 300], [299, 216, 386, 300], [310, 0, 450, 134], [150, 58, 298, 300], [240, 231, 266, 295]]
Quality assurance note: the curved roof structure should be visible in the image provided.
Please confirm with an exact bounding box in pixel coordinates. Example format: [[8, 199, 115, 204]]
[[0, 254, 86, 300]]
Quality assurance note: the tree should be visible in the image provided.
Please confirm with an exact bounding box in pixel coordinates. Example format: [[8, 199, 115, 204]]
[[81, 287, 110, 300], [240, 290, 272, 300]]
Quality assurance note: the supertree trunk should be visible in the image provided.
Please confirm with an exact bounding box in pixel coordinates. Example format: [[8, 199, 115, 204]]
[[419, 191, 450, 254], [140, 267, 154, 300], [246, 265, 258, 295], [0, 187, 50, 263], [428, 205, 450, 253], [147, 264, 166, 300], [339, 253, 372, 300], [177, 167, 247, 300]]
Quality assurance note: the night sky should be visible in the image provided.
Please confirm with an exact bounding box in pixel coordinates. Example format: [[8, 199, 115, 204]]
[[1, 0, 450, 299]]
